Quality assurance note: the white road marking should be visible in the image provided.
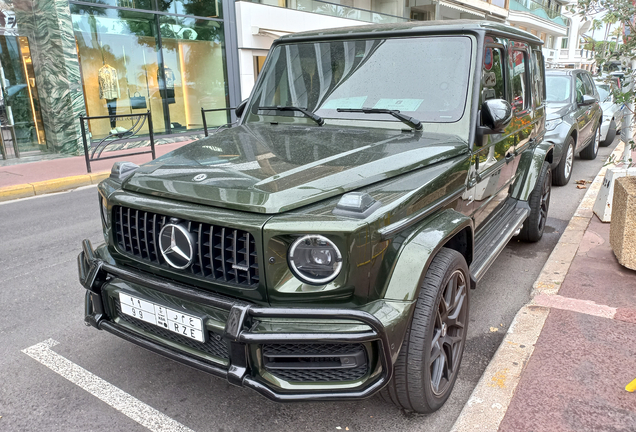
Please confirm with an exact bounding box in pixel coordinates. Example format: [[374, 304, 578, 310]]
[[22, 339, 194, 432]]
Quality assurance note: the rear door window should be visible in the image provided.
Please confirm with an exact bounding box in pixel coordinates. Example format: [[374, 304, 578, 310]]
[[482, 46, 505, 102], [510, 50, 528, 112]]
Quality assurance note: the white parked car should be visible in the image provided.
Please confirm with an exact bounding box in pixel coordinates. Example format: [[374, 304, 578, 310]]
[[595, 77, 625, 146]]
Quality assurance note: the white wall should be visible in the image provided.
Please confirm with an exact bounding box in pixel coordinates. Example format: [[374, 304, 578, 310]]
[[235, 1, 368, 99]]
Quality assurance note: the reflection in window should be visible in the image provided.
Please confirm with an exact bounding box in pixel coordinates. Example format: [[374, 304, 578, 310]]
[[482, 47, 505, 102], [72, 6, 228, 138], [546, 76, 571, 103], [532, 51, 544, 107], [510, 50, 527, 112], [248, 37, 473, 125]]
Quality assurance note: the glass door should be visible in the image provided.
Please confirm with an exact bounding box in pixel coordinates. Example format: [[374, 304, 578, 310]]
[[0, 35, 46, 158]]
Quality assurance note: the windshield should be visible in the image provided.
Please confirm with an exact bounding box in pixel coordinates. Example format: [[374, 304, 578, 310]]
[[595, 84, 611, 102], [246, 36, 473, 126], [546, 75, 571, 103]]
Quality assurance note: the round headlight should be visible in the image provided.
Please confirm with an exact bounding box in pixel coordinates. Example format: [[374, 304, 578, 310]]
[[288, 235, 342, 285]]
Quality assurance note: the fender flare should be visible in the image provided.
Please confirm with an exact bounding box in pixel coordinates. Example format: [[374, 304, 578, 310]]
[[510, 139, 554, 202], [382, 208, 474, 302]]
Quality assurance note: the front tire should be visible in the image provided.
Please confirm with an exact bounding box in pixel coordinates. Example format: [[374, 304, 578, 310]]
[[380, 248, 469, 413], [553, 135, 574, 186], [519, 161, 551, 242], [580, 124, 600, 160], [600, 120, 616, 147]]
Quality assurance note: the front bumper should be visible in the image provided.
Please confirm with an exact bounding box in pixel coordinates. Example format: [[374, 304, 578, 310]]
[[78, 239, 398, 402]]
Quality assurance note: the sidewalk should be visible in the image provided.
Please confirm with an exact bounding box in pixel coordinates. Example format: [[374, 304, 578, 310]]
[[453, 142, 636, 431], [0, 141, 192, 201]]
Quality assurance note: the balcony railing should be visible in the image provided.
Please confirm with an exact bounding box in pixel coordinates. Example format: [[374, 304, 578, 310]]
[[242, 0, 409, 24], [509, 0, 567, 26]]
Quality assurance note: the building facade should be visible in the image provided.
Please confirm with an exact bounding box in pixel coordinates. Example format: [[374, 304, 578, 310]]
[[506, 0, 568, 66], [0, 0, 512, 163]]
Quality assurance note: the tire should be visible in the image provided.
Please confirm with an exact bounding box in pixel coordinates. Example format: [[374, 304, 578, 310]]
[[518, 161, 551, 242], [553, 135, 574, 186], [580, 124, 600, 160], [600, 120, 616, 147], [380, 248, 469, 413]]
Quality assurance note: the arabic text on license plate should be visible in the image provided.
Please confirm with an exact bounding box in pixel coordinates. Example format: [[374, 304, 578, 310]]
[[118, 293, 205, 342]]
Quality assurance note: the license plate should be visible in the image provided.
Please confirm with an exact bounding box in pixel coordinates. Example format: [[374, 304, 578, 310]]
[[118, 292, 205, 343]]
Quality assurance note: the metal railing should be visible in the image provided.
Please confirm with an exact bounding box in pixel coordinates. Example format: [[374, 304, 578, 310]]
[[79, 111, 155, 173], [201, 107, 236, 137], [509, 0, 567, 25], [241, 0, 408, 24]]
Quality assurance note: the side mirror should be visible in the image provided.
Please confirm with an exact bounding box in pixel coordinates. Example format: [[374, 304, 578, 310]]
[[580, 95, 597, 106], [481, 99, 513, 133], [235, 99, 248, 117]]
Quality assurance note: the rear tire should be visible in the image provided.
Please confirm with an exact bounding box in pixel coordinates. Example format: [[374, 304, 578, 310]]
[[580, 124, 600, 160], [600, 120, 616, 147], [380, 248, 469, 413], [553, 136, 574, 186], [518, 161, 551, 242]]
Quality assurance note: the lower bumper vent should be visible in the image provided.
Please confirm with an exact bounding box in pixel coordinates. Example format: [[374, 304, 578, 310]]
[[262, 343, 368, 382], [114, 300, 229, 361]]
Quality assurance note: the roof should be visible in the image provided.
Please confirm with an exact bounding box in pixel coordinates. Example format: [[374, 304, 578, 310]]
[[545, 69, 589, 76], [277, 20, 543, 45]]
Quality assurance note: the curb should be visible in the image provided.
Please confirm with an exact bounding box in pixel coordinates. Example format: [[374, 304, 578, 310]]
[[0, 171, 109, 202], [450, 141, 627, 432]]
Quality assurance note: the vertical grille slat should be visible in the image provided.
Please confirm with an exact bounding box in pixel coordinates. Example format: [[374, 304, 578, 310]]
[[126, 208, 133, 253], [142, 212, 150, 260], [198, 223, 205, 276], [151, 213, 159, 262], [134, 210, 142, 257], [112, 205, 258, 288], [245, 232, 251, 286], [220, 227, 227, 281]]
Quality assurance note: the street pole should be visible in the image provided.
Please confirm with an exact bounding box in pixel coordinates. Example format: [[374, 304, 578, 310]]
[[623, 58, 636, 165]]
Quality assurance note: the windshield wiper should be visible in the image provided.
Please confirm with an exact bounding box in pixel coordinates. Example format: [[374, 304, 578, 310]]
[[337, 108, 423, 130], [258, 106, 324, 126]]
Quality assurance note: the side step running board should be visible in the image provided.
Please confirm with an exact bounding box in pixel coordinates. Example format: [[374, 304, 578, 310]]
[[470, 205, 529, 284]]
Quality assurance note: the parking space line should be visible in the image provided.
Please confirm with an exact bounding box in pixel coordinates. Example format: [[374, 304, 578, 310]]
[[22, 339, 194, 432]]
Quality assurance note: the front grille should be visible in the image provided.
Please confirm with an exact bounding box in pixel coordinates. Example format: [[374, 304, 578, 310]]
[[263, 343, 369, 383], [115, 300, 230, 361], [113, 206, 259, 287]]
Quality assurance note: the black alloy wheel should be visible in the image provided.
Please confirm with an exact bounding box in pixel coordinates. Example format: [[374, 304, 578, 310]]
[[380, 248, 469, 413], [430, 268, 468, 396], [553, 135, 574, 186], [581, 124, 600, 160], [519, 161, 551, 242], [600, 120, 616, 147]]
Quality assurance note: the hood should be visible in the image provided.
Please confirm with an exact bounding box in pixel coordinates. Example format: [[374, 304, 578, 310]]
[[123, 123, 469, 214], [546, 102, 572, 121]]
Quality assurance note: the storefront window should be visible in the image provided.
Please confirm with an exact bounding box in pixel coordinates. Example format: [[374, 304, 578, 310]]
[[75, 0, 156, 11], [159, 0, 223, 19], [71, 3, 229, 139], [0, 35, 46, 157]]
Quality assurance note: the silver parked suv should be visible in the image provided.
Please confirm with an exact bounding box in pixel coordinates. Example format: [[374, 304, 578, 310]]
[[545, 69, 603, 186]]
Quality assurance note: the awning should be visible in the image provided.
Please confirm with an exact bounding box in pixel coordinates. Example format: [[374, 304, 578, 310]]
[[251, 26, 292, 39], [439, 1, 486, 18]]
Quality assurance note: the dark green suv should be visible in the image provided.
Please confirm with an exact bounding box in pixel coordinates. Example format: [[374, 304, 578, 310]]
[[79, 20, 554, 413]]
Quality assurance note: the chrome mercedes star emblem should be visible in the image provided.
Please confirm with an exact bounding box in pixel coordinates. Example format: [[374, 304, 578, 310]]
[[193, 173, 207, 182], [158, 224, 195, 269]]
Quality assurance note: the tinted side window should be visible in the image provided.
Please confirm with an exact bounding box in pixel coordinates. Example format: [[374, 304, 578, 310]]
[[482, 47, 505, 102], [532, 50, 544, 107], [511, 50, 528, 112], [575, 74, 585, 103], [582, 73, 596, 96]]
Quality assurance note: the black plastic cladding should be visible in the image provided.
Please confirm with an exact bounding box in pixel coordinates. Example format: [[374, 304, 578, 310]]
[[79, 239, 394, 401]]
